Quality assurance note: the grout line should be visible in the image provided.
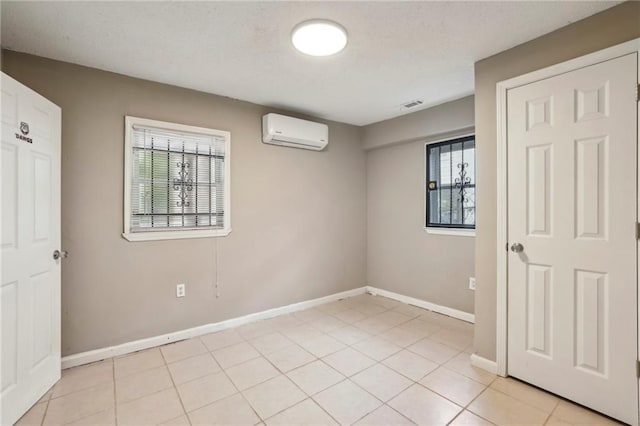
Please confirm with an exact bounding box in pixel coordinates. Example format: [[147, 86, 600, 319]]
[[158, 347, 191, 425], [112, 359, 118, 426]]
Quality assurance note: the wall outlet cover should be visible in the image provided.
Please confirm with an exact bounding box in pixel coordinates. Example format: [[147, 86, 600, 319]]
[[176, 283, 186, 298], [468, 277, 476, 291]]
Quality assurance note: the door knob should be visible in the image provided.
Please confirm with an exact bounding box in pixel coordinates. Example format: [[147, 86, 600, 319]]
[[53, 250, 68, 260], [510, 243, 524, 253]]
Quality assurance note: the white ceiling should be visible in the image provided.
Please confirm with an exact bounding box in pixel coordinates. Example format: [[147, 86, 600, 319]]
[[0, 1, 620, 126]]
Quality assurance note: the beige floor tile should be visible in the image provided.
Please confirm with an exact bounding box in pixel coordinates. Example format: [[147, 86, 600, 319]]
[[430, 329, 474, 351], [264, 344, 317, 373], [189, 393, 260, 426], [264, 314, 304, 331], [489, 377, 558, 413], [444, 353, 496, 386], [213, 342, 261, 369], [332, 308, 368, 324], [354, 404, 415, 425], [378, 326, 425, 348], [351, 303, 388, 316], [551, 401, 620, 425], [323, 348, 376, 377], [368, 296, 401, 309], [313, 380, 382, 425], [168, 352, 221, 385], [317, 300, 351, 315], [265, 398, 338, 425], [161, 414, 192, 425], [467, 389, 548, 426], [242, 375, 306, 420], [407, 338, 460, 365], [68, 407, 116, 425], [281, 325, 324, 344], [354, 317, 395, 335], [250, 332, 293, 355], [161, 339, 208, 364], [392, 304, 429, 318], [45, 382, 114, 425], [420, 367, 486, 407], [51, 360, 113, 398], [286, 360, 345, 396], [238, 321, 276, 340], [117, 388, 184, 426], [298, 334, 346, 358], [200, 329, 244, 352], [352, 337, 402, 361], [114, 348, 165, 379], [116, 365, 174, 404], [397, 319, 442, 338], [544, 415, 572, 426], [388, 384, 462, 425], [449, 410, 494, 426], [371, 311, 413, 328], [226, 357, 281, 391], [176, 371, 238, 412], [15, 402, 47, 426], [383, 350, 438, 381], [310, 316, 349, 333], [293, 308, 329, 323], [351, 364, 412, 402], [328, 325, 372, 345]]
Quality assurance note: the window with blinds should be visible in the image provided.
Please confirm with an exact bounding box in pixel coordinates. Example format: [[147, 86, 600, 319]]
[[123, 117, 231, 241], [426, 135, 476, 229]]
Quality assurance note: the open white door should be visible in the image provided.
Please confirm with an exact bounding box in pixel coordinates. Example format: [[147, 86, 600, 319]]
[[1, 73, 62, 425], [506, 53, 638, 424]]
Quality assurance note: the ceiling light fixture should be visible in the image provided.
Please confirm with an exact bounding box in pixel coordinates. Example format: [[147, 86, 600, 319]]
[[291, 20, 348, 57]]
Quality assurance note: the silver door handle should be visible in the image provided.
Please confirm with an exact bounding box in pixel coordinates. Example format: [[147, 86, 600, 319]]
[[53, 250, 68, 260], [510, 243, 524, 253]]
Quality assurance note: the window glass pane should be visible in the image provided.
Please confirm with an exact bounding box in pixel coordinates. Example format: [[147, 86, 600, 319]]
[[426, 135, 475, 229], [130, 124, 227, 232]]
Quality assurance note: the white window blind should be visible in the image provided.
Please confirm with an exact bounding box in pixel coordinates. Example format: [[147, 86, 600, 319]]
[[130, 125, 227, 232]]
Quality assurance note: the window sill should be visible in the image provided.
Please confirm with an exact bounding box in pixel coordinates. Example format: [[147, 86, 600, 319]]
[[424, 227, 475, 237], [122, 228, 232, 242]]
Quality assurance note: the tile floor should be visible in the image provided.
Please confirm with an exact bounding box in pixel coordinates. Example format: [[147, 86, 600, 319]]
[[17, 294, 621, 426]]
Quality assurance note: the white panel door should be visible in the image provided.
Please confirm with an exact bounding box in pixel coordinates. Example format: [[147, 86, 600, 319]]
[[507, 53, 638, 424], [1, 73, 61, 425]]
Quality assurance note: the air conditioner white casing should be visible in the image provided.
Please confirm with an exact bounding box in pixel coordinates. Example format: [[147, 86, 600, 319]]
[[262, 113, 328, 151]]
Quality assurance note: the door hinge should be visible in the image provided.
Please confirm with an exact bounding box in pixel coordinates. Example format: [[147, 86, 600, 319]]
[[636, 360, 640, 377], [637, 84, 640, 102], [637, 223, 640, 239]]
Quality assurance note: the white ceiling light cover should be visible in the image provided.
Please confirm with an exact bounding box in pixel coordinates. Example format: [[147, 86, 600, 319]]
[[292, 20, 348, 56]]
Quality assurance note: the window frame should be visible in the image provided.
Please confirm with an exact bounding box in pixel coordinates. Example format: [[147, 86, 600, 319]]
[[122, 116, 231, 242], [424, 133, 476, 237]]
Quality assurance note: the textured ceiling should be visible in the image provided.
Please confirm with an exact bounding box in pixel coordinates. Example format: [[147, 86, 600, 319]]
[[0, 1, 620, 125]]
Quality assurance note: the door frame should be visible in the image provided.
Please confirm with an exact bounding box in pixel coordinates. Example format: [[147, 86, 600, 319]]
[[495, 38, 640, 385]]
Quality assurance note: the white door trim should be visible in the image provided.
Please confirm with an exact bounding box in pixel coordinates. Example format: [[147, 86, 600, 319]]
[[496, 38, 640, 379]]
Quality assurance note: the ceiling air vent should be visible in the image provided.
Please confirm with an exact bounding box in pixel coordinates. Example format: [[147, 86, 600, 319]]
[[402, 99, 424, 110]]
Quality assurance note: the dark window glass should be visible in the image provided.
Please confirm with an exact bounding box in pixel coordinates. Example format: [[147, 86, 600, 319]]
[[426, 136, 475, 229]]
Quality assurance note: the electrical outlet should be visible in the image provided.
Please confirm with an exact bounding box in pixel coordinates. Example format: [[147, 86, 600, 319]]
[[176, 283, 186, 298], [468, 277, 476, 291]]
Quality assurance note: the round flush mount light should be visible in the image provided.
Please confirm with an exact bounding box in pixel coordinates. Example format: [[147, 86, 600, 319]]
[[291, 20, 348, 56]]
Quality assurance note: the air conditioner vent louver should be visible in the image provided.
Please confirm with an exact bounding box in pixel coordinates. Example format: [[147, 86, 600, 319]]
[[402, 99, 424, 109]]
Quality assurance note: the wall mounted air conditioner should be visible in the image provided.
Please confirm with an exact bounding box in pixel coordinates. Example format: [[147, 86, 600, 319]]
[[262, 113, 328, 151]]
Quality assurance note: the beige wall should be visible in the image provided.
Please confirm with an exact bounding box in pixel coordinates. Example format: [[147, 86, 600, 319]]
[[474, 1, 640, 361], [362, 96, 474, 151], [364, 96, 475, 314], [2, 51, 367, 356]]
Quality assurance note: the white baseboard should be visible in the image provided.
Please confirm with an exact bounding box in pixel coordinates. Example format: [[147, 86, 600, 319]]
[[470, 353, 499, 375], [365, 286, 475, 323], [62, 286, 367, 369]]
